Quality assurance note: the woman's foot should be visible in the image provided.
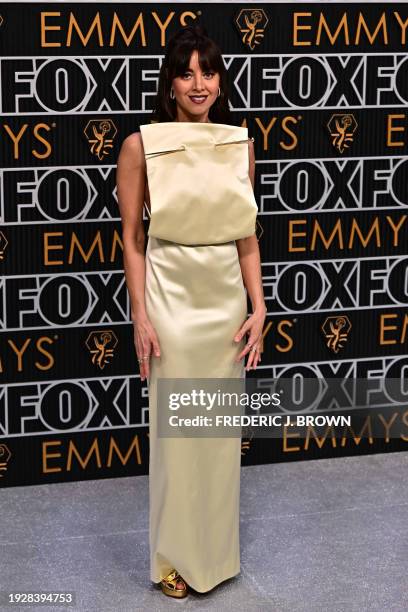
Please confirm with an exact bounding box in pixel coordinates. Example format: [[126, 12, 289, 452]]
[[160, 569, 188, 598]]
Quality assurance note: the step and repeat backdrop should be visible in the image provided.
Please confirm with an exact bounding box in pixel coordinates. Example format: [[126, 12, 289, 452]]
[[1, 2, 407, 486]]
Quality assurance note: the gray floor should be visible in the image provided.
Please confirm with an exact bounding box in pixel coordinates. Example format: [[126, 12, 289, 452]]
[[0, 451, 407, 612]]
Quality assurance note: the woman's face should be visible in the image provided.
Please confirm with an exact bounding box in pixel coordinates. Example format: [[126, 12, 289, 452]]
[[171, 50, 220, 121]]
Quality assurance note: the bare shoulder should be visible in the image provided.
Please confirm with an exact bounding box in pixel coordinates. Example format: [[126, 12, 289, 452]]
[[117, 132, 145, 168]]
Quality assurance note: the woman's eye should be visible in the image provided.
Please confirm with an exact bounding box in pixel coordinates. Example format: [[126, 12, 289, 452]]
[[180, 72, 215, 79]]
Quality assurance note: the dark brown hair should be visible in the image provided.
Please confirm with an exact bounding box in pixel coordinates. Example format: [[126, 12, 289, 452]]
[[150, 24, 233, 124]]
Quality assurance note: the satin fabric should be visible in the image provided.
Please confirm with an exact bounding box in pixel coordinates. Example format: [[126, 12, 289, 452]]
[[145, 235, 247, 592], [139, 121, 258, 245]]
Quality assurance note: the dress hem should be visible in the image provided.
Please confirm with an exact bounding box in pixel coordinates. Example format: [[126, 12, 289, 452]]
[[151, 562, 240, 593]]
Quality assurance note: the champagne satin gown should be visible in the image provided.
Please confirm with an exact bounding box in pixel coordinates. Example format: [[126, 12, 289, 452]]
[[141, 122, 254, 593]]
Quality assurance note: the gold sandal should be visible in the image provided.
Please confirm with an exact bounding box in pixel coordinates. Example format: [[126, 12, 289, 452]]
[[160, 569, 188, 598]]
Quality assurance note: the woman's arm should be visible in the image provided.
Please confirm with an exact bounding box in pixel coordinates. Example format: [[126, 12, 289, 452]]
[[116, 133, 160, 381], [234, 139, 266, 370], [116, 133, 147, 319]]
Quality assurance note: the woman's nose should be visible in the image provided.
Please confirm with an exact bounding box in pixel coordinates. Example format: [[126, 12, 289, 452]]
[[192, 75, 204, 90]]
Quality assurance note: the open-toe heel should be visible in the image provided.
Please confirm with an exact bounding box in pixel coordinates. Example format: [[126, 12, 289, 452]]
[[160, 569, 188, 598]]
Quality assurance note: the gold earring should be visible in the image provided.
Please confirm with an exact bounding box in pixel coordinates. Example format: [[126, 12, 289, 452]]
[[218, 87, 221, 97]]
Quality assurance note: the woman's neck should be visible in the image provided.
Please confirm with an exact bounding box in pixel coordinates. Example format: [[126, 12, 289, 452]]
[[174, 117, 212, 124]]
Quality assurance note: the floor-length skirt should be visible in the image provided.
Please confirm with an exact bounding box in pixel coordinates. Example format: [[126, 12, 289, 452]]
[[145, 235, 247, 593]]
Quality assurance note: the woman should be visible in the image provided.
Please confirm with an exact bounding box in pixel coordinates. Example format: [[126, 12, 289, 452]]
[[116, 25, 266, 598]]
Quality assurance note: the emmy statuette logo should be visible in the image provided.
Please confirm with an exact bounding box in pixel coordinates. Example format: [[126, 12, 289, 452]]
[[327, 114, 358, 154], [0, 444, 11, 478], [86, 330, 118, 369], [84, 119, 117, 160], [321, 315, 352, 353], [235, 9, 269, 50]]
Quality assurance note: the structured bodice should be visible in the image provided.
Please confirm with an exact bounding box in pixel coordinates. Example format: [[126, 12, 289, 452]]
[[142, 124, 251, 218], [139, 121, 258, 245]]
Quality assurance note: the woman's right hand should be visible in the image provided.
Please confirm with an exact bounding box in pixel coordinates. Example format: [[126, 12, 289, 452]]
[[132, 316, 161, 381]]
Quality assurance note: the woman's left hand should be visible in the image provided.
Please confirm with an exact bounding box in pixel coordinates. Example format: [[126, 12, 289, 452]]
[[234, 306, 266, 371]]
